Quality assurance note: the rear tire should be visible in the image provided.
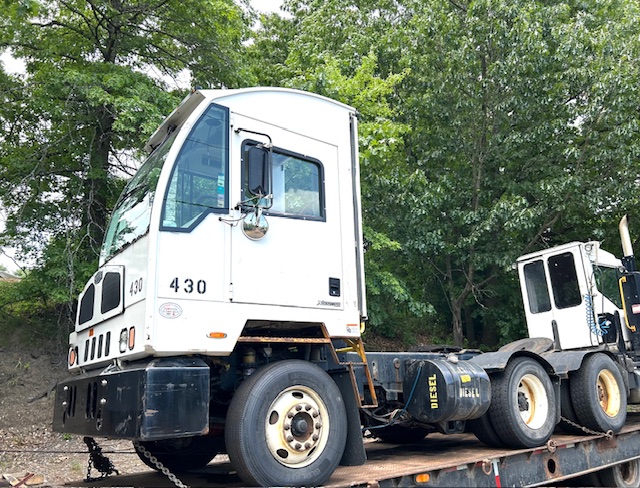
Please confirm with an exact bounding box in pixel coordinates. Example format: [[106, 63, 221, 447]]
[[488, 357, 557, 448], [599, 459, 640, 487], [570, 354, 626, 434], [225, 360, 347, 487], [467, 412, 505, 448], [558, 378, 583, 434], [134, 436, 219, 472]]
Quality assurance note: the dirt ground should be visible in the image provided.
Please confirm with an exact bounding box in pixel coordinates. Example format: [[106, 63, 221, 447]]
[[0, 332, 419, 487], [0, 343, 149, 487]]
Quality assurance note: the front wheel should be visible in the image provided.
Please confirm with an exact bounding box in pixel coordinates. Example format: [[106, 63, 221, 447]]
[[570, 353, 626, 434], [225, 360, 347, 487], [488, 357, 557, 448]]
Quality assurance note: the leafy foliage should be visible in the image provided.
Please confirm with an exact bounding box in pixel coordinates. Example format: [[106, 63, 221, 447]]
[[251, 0, 640, 346], [3, 0, 640, 350], [0, 0, 253, 308]]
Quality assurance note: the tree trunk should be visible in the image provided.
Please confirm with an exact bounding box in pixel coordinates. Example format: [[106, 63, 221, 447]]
[[452, 303, 464, 347], [83, 106, 115, 254], [464, 305, 475, 346]]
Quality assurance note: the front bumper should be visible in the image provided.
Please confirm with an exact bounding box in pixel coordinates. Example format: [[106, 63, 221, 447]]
[[52, 357, 210, 440]]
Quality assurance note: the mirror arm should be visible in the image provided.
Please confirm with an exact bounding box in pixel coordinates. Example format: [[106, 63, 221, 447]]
[[234, 127, 273, 148]]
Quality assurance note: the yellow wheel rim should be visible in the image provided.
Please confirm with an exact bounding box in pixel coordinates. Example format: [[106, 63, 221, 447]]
[[596, 369, 621, 418]]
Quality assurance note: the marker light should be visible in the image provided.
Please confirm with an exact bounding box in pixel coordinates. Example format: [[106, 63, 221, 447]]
[[128, 326, 135, 350], [415, 473, 430, 483], [207, 332, 228, 339]]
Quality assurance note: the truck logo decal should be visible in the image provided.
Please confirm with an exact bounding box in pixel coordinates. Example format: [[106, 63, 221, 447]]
[[159, 302, 182, 319], [317, 300, 341, 307]]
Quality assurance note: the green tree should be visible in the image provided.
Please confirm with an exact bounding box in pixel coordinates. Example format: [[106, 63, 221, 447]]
[[396, 0, 640, 346], [0, 0, 253, 306], [253, 0, 640, 347]]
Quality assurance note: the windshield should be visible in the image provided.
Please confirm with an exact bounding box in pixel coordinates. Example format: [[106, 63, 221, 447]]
[[594, 265, 623, 309], [101, 131, 178, 263]]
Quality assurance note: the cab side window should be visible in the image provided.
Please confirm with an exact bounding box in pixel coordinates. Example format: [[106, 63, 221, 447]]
[[242, 142, 325, 220]]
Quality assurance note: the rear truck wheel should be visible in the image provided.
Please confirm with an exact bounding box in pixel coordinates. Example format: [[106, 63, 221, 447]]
[[134, 436, 220, 472], [599, 458, 640, 487], [374, 425, 430, 444], [558, 378, 583, 434], [225, 360, 348, 487], [467, 412, 505, 448], [570, 353, 627, 434], [488, 357, 557, 448]]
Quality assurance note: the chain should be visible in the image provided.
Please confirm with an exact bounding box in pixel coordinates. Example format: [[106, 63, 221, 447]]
[[83, 437, 119, 482], [133, 441, 189, 488], [560, 416, 614, 439]]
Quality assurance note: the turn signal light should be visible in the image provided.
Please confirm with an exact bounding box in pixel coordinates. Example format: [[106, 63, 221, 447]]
[[207, 332, 227, 339], [415, 473, 430, 483], [68, 347, 77, 367], [128, 326, 135, 350]]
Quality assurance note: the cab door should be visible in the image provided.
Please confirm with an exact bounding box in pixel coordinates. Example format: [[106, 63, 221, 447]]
[[520, 246, 597, 349], [229, 116, 344, 311]]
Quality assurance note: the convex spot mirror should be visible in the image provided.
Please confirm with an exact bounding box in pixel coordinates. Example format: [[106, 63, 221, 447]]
[[242, 210, 268, 240]]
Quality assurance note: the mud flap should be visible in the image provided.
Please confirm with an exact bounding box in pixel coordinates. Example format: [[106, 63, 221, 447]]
[[331, 370, 367, 466]]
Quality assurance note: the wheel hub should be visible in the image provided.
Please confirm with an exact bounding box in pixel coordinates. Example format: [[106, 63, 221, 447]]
[[265, 386, 330, 468], [283, 403, 322, 451]]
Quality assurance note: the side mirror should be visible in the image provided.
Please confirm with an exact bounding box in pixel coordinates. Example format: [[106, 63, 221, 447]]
[[247, 145, 271, 197]]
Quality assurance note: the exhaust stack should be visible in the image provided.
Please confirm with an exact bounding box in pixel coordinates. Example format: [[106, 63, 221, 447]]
[[620, 215, 636, 272]]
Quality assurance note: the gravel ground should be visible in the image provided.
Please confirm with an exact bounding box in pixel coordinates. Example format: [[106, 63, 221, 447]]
[[0, 345, 148, 487]]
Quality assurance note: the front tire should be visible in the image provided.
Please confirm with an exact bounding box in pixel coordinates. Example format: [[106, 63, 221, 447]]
[[488, 357, 557, 448], [570, 353, 626, 434], [225, 360, 347, 487]]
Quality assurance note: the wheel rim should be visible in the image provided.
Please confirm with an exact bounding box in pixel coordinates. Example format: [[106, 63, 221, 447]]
[[517, 373, 549, 429], [265, 385, 330, 468], [620, 460, 639, 484], [596, 369, 621, 418]]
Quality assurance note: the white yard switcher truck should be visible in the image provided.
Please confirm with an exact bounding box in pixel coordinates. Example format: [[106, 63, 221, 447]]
[[53, 88, 640, 487]]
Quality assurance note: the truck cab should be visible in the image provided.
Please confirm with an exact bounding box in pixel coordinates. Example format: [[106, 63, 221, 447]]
[[517, 241, 627, 350], [65, 88, 366, 373]]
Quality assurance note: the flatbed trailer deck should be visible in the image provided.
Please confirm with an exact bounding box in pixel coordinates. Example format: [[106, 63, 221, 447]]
[[65, 413, 640, 487]]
